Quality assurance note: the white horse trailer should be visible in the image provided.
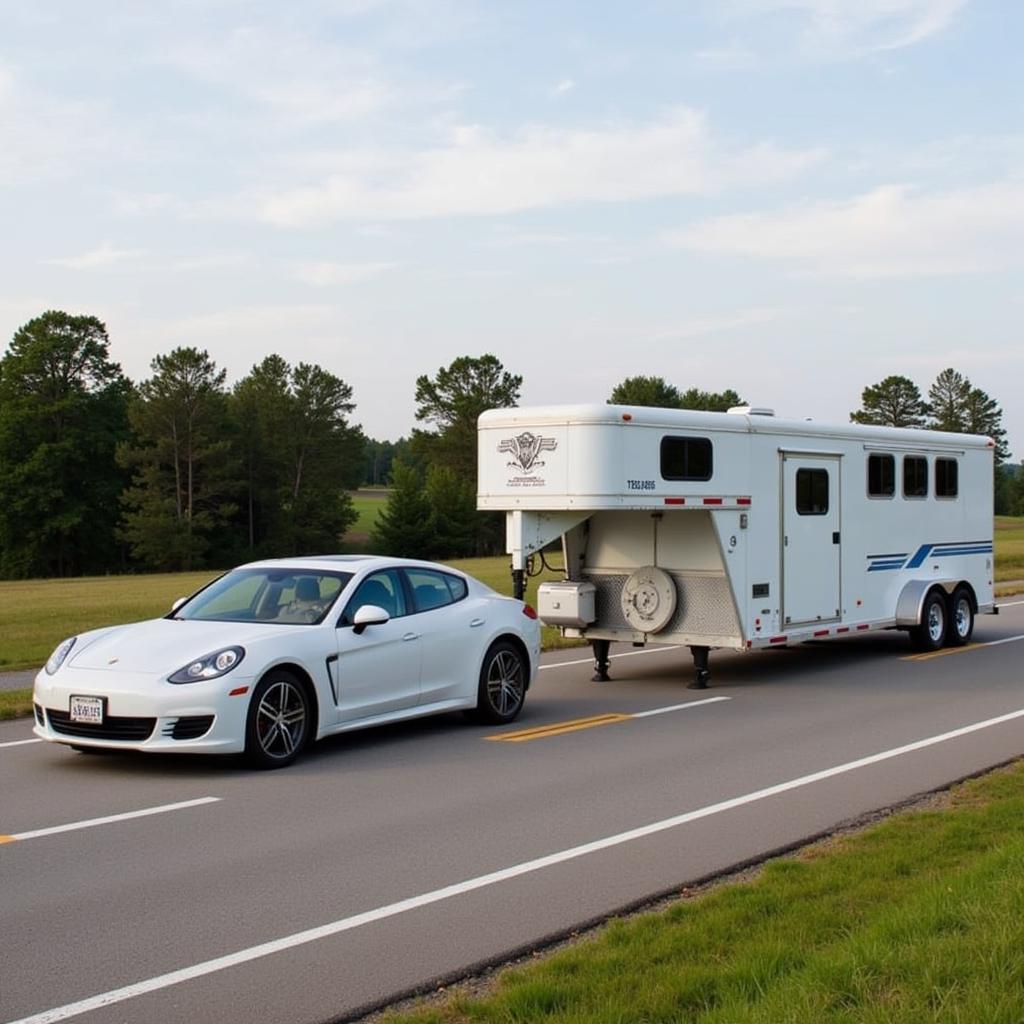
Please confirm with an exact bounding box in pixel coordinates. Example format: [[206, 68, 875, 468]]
[[477, 404, 997, 687]]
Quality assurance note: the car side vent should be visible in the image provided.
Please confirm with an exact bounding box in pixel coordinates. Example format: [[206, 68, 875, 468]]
[[164, 716, 215, 741]]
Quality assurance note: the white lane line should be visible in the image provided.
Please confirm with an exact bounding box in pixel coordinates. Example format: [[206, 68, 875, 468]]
[[1, 797, 221, 845], [0, 738, 41, 749], [11, 706, 1024, 1024], [997, 599, 1024, 608], [540, 646, 681, 672], [980, 633, 1024, 648], [632, 696, 731, 718]]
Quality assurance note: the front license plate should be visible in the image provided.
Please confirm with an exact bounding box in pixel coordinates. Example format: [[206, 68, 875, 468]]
[[70, 695, 105, 724]]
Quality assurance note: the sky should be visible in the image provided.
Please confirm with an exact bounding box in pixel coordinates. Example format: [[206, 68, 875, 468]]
[[1, 0, 1021, 458]]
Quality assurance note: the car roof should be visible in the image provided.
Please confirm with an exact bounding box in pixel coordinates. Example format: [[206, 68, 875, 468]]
[[232, 554, 472, 577]]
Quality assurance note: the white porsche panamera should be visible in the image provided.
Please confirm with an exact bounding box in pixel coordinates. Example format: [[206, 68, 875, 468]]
[[33, 556, 541, 768]]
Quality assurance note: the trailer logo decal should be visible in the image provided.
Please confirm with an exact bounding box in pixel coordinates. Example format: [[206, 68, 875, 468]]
[[498, 432, 557, 475]]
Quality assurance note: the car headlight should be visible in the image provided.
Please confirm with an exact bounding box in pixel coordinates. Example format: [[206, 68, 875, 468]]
[[45, 637, 77, 675], [168, 646, 245, 684]]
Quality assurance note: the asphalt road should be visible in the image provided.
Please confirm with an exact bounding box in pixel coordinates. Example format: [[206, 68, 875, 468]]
[[3, 601, 1024, 1024]]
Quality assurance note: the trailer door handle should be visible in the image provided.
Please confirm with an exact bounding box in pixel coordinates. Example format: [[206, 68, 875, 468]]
[[832, 531, 841, 544]]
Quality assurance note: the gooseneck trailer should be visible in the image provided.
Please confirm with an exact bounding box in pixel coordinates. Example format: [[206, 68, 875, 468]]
[[478, 404, 997, 687]]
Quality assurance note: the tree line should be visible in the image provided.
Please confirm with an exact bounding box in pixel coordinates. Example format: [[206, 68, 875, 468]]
[[0, 313, 1019, 579]]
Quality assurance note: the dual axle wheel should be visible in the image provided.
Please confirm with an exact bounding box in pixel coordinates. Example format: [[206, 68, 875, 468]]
[[910, 586, 975, 653]]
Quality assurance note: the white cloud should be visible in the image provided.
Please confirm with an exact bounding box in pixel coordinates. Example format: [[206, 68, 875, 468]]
[[44, 242, 146, 270], [163, 26, 391, 124], [725, 0, 968, 55], [650, 306, 787, 341], [669, 180, 1024, 278], [238, 109, 823, 226], [552, 78, 576, 96], [291, 260, 403, 286]]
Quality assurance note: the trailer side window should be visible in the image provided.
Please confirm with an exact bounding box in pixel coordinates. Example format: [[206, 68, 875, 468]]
[[660, 437, 713, 481], [903, 456, 928, 498], [796, 468, 829, 515], [935, 458, 958, 498], [867, 454, 895, 497]]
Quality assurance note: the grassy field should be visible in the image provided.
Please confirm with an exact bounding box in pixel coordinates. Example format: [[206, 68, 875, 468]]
[[994, 515, 1024, 582], [383, 761, 1024, 1024]]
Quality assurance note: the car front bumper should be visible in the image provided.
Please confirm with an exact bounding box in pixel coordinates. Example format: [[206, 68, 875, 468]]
[[32, 666, 255, 755]]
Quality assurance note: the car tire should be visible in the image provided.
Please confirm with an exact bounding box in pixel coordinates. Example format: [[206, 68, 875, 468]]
[[469, 640, 527, 725], [244, 671, 312, 769], [910, 590, 947, 652], [947, 587, 974, 647]]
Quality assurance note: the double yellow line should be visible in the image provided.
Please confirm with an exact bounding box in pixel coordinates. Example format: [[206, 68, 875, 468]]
[[487, 713, 631, 743]]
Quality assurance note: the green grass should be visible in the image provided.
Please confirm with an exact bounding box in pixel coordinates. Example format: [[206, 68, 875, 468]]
[[348, 489, 389, 539], [0, 690, 34, 720], [994, 516, 1024, 582], [381, 762, 1024, 1024]]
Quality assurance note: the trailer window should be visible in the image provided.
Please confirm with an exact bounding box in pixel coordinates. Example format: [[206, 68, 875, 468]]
[[867, 454, 895, 497], [903, 456, 928, 498], [935, 458, 958, 498], [660, 437, 713, 481], [796, 468, 829, 515]]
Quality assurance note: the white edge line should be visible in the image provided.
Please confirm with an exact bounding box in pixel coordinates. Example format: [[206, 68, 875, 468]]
[[997, 599, 1024, 608], [540, 646, 681, 672], [10, 797, 221, 842], [10, 705, 1024, 1024], [0, 738, 42, 750], [632, 696, 731, 718]]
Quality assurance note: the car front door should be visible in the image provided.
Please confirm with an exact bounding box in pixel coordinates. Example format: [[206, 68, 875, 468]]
[[333, 569, 421, 721]]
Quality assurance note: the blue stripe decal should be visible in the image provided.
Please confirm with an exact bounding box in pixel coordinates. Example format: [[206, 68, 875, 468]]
[[868, 540, 991, 572], [905, 544, 933, 569]]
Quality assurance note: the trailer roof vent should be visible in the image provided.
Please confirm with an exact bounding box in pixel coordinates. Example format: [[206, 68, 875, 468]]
[[727, 405, 775, 417]]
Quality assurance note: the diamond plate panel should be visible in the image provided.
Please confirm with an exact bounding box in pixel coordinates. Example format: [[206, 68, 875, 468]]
[[583, 572, 739, 638]]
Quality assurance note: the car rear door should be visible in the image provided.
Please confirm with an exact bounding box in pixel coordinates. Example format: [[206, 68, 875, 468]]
[[404, 568, 482, 706]]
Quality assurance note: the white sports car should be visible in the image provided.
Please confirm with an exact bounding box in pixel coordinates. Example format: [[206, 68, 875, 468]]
[[33, 556, 541, 768]]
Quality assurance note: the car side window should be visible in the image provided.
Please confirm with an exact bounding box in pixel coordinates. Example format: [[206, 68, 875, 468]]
[[339, 570, 407, 625], [406, 568, 461, 613]]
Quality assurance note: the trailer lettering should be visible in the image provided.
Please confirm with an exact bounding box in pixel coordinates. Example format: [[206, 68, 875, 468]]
[[627, 479, 656, 491]]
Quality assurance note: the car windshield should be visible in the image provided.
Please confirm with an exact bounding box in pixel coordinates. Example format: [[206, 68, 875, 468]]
[[174, 568, 354, 625]]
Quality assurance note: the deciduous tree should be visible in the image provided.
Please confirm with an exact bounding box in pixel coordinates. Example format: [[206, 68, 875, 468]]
[[0, 311, 131, 577], [608, 375, 682, 408]]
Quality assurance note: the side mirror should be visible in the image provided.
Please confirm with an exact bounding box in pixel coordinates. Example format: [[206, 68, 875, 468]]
[[352, 604, 390, 635], [171, 597, 187, 613]]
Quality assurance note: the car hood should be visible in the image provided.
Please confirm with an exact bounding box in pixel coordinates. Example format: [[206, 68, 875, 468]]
[[66, 618, 297, 675]]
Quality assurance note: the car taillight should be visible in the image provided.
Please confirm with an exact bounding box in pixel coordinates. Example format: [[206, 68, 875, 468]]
[[522, 604, 538, 620]]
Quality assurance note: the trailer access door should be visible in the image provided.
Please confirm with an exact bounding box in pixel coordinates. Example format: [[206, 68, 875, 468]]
[[781, 454, 841, 626]]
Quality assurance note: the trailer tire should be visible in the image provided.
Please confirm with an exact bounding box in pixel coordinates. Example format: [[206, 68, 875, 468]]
[[946, 587, 974, 647], [910, 589, 946, 652]]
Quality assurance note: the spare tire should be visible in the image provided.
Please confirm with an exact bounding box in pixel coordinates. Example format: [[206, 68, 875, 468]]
[[621, 566, 677, 633]]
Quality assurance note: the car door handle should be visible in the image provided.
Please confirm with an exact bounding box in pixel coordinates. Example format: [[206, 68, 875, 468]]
[[402, 632, 420, 642], [470, 618, 485, 628]]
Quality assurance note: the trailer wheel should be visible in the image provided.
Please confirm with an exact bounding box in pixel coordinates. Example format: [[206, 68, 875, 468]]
[[910, 590, 946, 652], [946, 587, 974, 646]]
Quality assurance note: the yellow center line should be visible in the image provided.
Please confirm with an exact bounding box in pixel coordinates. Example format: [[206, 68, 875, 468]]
[[487, 713, 631, 742], [903, 644, 979, 662]]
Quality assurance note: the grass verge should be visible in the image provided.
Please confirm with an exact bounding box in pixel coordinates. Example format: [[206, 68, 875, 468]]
[[380, 761, 1024, 1024], [994, 515, 1024, 582], [0, 690, 33, 721]]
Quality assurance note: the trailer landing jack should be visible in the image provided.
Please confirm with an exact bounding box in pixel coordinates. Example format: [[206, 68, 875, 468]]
[[688, 645, 710, 689], [591, 639, 611, 682]]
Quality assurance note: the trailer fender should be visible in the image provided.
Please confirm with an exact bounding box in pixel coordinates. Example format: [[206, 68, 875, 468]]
[[895, 579, 958, 627]]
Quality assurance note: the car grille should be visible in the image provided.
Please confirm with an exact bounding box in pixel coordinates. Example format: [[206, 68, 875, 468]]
[[163, 716, 215, 741], [46, 709, 156, 742]]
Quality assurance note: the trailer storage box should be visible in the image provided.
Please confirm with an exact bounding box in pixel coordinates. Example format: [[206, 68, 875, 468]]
[[538, 581, 596, 628]]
